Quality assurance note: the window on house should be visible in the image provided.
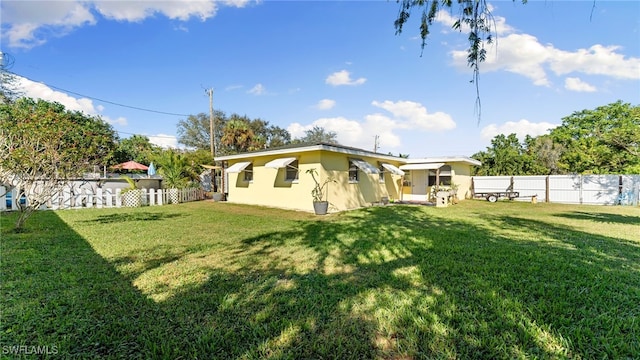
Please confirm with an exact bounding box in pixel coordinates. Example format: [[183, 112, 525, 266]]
[[285, 160, 299, 181], [244, 163, 253, 182], [348, 160, 359, 182], [428, 165, 451, 186], [379, 163, 385, 182]]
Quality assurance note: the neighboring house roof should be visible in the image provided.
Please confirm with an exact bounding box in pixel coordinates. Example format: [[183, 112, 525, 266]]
[[215, 142, 405, 162]]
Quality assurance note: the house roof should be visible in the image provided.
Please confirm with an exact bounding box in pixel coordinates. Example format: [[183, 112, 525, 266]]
[[215, 143, 482, 167], [404, 156, 481, 166], [215, 142, 405, 162]]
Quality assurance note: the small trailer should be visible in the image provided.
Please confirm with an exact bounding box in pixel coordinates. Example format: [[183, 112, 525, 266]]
[[473, 190, 520, 202]]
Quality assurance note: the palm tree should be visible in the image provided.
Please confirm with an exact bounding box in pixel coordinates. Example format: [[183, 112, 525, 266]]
[[156, 150, 194, 189], [221, 119, 261, 153]]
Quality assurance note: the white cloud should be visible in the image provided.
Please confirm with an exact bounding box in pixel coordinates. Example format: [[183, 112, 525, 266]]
[[564, 77, 597, 92], [2, 0, 251, 49], [288, 116, 397, 151], [371, 100, 456, 131], [2, 1, 96, 48], [247, 83, 266, 95], [287, 99, 455, 151], [549, 44, 640, 80], [225, 84, 243, 91], [93, 0, 218, 22], [315, 99, 336, 110], [325, 70, 367, 86], [444, 10, 640, 86], [480, 119, 559, 141], [148, 134, 178, 149], [16, 76, 128, 126]]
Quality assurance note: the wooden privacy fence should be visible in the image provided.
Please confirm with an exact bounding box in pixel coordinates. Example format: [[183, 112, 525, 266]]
[[0, 186, 205, 211], [472, 175, 640, 205]]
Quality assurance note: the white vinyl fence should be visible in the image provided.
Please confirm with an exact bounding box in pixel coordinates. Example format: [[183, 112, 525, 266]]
[[472, 175, 640, 205], [0, 185, 205, 211]]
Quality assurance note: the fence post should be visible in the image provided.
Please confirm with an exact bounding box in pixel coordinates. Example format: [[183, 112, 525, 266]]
[[96, 188, 103, 208], [86, 189, 94, 209], [579, 175, 583, 205], [149, 189, 156, 206], [158, 189, 163, 206], [0, 186, 6, 211], [618, 175, 623, 204], [105, 189, 112, 208], [115, 189, 122, 208], [51, 189, 59, 210], [62, 188, 71, 209], [545, 176, 550, 203]]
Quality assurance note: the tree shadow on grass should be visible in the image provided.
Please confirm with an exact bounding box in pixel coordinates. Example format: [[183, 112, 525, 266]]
[[83, 211, 185, 224], [2, 206, 639, 359], [553, 210, 640, 225], [235, 205, 639, 358]]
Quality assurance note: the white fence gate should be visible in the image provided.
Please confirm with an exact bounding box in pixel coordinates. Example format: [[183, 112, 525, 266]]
[[472, 175, 640, 205], [0, 185, 205, 211]]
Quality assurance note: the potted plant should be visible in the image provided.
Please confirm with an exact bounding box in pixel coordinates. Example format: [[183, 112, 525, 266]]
[[306, 168, 334, 215], [156, 150, 192, 204], [120, 175, 144, 207]]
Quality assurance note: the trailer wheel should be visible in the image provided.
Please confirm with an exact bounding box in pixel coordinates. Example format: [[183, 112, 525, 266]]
[[487, 194, 498, 203]]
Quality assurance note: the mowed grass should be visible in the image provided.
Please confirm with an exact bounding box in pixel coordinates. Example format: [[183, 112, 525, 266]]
[[1, 200, 639, 359]]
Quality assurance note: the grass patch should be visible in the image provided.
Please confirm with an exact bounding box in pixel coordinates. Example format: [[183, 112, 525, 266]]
[[1, 201, 639, 358]]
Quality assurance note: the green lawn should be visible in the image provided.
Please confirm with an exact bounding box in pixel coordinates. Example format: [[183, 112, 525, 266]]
[[1, 201, 639, 359]]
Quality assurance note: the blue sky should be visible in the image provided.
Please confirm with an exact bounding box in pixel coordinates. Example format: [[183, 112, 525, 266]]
[[2, 0, 639, 158]]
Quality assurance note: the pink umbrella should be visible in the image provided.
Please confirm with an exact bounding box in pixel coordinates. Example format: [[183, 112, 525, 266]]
[[112, 161, 149, 171]]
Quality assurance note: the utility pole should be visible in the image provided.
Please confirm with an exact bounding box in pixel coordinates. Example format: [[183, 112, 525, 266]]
[[206, 88, 222, 195], [207, 88, 216, 159], [373, 135, 380, 153]]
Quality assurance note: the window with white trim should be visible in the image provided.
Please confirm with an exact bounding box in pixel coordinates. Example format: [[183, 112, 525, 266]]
[[428, 165, 451, 186], [348, 160, 359, 182], [285, 160, 299, 181], [244, 163, 253, 182], [379, 163, 385, 182]]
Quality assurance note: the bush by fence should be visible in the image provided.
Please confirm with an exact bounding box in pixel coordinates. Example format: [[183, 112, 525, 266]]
[[472, 175, 640, 205]]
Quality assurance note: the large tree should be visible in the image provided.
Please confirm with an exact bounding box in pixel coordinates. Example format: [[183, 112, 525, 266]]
[[551, 101, 640, 174], [524, 135, 564, 175], [293, 126, 339, 145], [472, 133, 538, 176], [177, 111, 227, 152], [0, 98, 118, 230], [113, 134, 162, 165], [177, 112, 291, 156], [220, 118, 261, 154], [247, 118, 291, 148]]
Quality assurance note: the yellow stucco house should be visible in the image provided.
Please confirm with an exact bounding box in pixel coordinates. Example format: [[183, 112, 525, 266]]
[[215, 143, 480, 213]]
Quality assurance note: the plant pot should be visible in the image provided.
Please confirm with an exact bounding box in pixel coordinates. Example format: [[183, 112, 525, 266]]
[[168, 188, 180, 204], [122, 189, 143, 207], [313, 201, 329, 215]]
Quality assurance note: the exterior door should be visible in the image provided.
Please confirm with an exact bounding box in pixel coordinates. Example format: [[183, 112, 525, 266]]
[[410, 170, 428, 201]]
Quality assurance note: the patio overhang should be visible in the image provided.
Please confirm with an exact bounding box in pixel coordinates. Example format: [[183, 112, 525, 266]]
[[264, 157, 297, 169], [350, 159, 380, 174], [225, 161, 251, 173], [399, 162, 445, 171], [380, 163, 405, 176]]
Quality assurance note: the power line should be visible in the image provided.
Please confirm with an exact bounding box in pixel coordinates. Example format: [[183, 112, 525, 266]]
[[8, 71, 191, 117]]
